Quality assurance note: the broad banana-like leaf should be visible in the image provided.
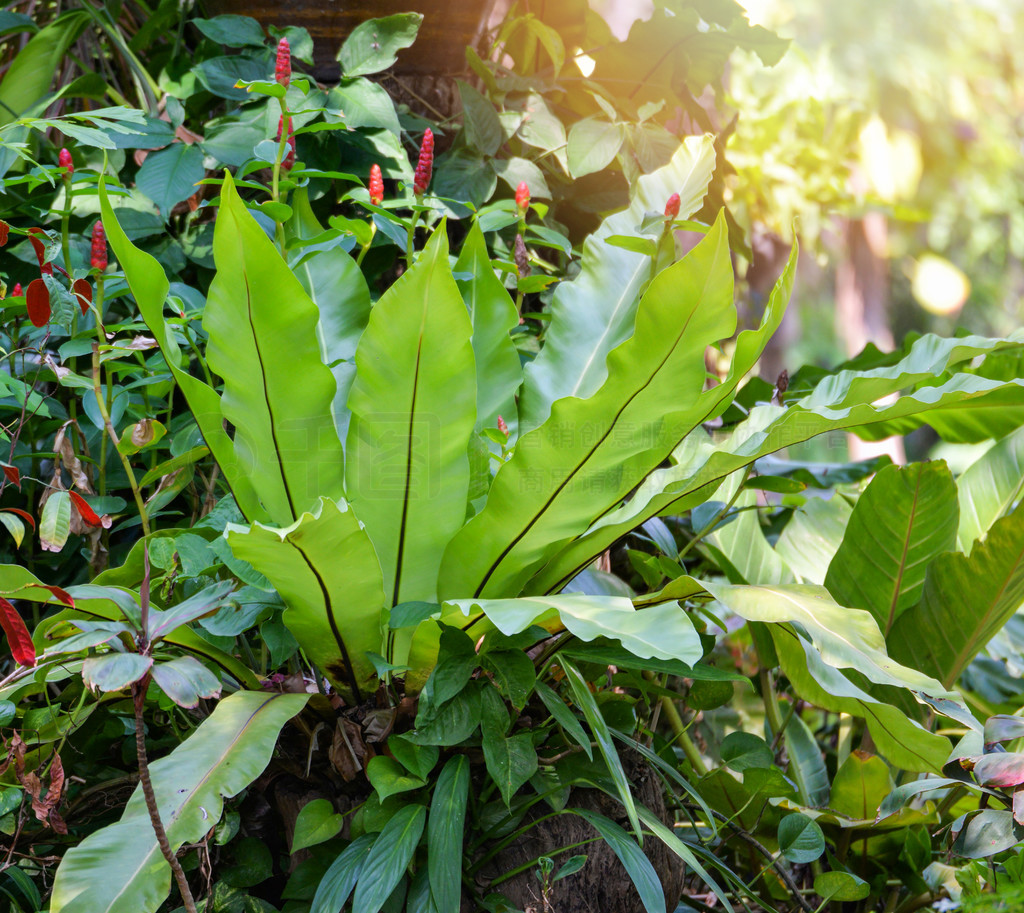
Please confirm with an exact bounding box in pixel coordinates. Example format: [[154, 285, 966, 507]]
[[518, 134, 717, 433], [708, 490, 792, 587], [888, 505, 1024, 690], [286, 189, 372, 446], [700, 579, 957, 698], [346, 224, 476, 607], [226, 498, 385, 701], [823, 462, 958, 636], [771, 626, 949, 772], [99, 181, 264, 522], [531, 347, 1024, 595], [454, 220, 522, 434], [956, 425, 1024, 551], [441, 213, 736, 600], [444, 595, 702, 665], [50, 691, 308, 913], [775, 496, 852, 585], [205, 173, 344, 525]]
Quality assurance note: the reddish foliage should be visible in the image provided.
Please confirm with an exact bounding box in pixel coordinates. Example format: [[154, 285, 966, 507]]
[[26, 278, 51, 327], [69, 491, 104, 527], [72, 278, 92, 315], [0, 596, 35, 666]]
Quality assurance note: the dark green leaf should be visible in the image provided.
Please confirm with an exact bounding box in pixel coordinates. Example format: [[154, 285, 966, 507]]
[[813, 871, 870, 902], [428, 756, 469, 913], [720, 732, 772, 772], [481, 650, 536, 711], [192, 15, 265, 47], [458, 81, 502, 156], [136, 144, 205, 218], [292, 799, 344, 853], [571, 810, 665, 913], [351, 804, 426, 913], [310, 834, 376, 913], [338, 14, 423, 77], [561, 658, 641, 841], [777, 813, 824, 863]]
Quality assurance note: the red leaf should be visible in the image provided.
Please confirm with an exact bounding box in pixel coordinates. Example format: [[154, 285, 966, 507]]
[[69, 491, 102, 528], [2, 464, 20, 488], [2, 508, 35, 530], [27, 584, 74, 608], [26, 229, 53, 275], [0, 220, 8, 246], [26, 279, 51, 327], [0, 596, 35, 667], [71, 278, 92, 315]]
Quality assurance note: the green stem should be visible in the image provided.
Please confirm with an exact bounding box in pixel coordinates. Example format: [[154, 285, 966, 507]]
[[657, 690, 708, 776], [92, 343, 149, 536], [677, 465, 753, 563], [406, 208, 419, 268], [271, 97, 290, 254], [355, 221, 377, 267]]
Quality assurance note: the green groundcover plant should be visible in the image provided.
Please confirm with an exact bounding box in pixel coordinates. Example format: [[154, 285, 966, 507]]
[[3, 7, 1024, 913]]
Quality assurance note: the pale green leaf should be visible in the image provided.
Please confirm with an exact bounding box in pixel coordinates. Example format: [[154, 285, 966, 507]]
[[50, 692, 308, 913]]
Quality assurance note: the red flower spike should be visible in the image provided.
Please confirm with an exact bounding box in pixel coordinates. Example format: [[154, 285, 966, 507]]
[[58, 148, 73, 175], [0, 220, 8, 246], [72, 278, 92, 315], [26, 279, 51, 327], [275, 37, 291, 87], [497, 415, 509, 437], [369, 164, 384, 205], [413, 128, 434, 196], [11, 283, 22, 297], [282, 136, 295, 171], [664, 193, 681, 219], [515, 182, 530, 212], [90, 222, 107, 271], [0, 596, 35, 667]]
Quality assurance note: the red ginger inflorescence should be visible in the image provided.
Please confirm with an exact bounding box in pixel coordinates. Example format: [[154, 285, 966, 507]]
[[12, 283, 22, 297], [664, 193, 681, 219], [276, 115, 295, 170], [515, 182, 530, 212], [369, 164, 384, 205], [413, 129, 433, 196], [58, 148, 73, 175], [275, 37, 291, 86], [90, 222, 107, 272]]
